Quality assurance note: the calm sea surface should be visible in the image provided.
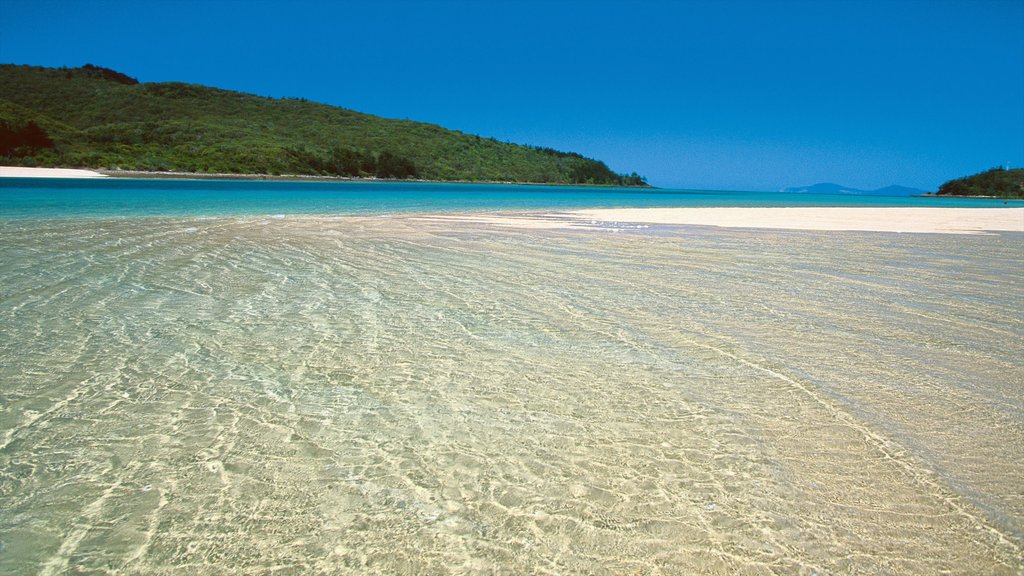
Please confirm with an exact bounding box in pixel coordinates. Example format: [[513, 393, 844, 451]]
[[3, 177, 1023, 218], [1, 179, 1022, 574]]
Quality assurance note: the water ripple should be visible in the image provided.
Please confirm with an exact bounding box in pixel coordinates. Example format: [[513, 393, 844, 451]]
[[0, 216, 1021, 574]]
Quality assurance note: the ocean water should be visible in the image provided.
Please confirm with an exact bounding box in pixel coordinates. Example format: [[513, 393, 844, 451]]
[[1, 180, 1023, 574], [2, 177, 1022, 218]]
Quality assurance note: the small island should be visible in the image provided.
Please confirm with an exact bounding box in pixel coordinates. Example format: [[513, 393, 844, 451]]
[[0, 64, 647, 187], [934, 167, 1024, 199]]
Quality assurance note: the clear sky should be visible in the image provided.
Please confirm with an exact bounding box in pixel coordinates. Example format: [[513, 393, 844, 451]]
[[1, 0, 1022, 190]]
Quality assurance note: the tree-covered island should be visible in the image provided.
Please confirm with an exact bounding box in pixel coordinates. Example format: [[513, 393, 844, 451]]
[[934, 167, 1024, 199], [0, 64, 647, 186]]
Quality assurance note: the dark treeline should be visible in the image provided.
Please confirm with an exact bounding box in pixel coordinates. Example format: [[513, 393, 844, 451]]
[[0, 120, 54, 156], [79, 64, 140, 85], [290, 147, 418, 179]]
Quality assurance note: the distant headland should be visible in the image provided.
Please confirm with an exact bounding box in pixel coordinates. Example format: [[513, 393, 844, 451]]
[[0, 64, 648, 187], [931, 167, 1024, 199]]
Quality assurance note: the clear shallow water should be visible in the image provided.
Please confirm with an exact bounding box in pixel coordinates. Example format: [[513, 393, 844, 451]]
[[2, 177, 1022, 218], [1, 181, 1023, 575]]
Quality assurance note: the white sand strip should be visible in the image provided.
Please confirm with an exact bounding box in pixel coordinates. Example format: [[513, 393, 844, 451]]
[[409, 214, 599, 229], [570, 207, 1024, 235], [0, 166, 107, 178]]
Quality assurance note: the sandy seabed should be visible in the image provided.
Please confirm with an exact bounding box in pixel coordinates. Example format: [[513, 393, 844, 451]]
[[0, 214, 1022, 574]]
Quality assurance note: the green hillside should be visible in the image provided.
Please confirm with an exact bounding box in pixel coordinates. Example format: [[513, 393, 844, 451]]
[[0, 64, 646, 185], [935, 167, 1024, 199]]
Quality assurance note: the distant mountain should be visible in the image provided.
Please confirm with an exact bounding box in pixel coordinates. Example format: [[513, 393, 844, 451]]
[[783, 183, 930, 196], [871, 185, 932, 196], [0, 64, 647, 186], [783, 183, 862, 195]]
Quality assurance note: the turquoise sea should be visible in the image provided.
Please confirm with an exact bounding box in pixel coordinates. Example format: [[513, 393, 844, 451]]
[[1, 178, 1022, 574], [2, 177, 1022, 218]]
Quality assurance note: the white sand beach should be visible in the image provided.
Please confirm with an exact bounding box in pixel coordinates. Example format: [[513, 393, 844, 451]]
[[570, 207, 1024, 234], [418, 207, 1024, 235], [0, 166, 107, 178]]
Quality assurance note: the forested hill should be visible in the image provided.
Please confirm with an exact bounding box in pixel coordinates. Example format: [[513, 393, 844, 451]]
[[935, 168, 1023, 199], [0, 64, 647, 186]]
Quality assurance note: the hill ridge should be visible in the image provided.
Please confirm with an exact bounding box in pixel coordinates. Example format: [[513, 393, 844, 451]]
[[0, 64, 647, 186]]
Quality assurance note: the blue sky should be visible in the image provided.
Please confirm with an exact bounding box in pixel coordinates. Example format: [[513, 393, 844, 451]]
[[1, 0, 1022, 190]]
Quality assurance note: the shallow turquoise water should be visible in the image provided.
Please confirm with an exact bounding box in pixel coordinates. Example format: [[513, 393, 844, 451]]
[[2, 177, 1021, 218], [1, 179, 1022, 574]]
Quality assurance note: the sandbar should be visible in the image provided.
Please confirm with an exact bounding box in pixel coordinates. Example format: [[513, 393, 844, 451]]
[[570, 207, 1024, 235], [0, 166, 107, 178]]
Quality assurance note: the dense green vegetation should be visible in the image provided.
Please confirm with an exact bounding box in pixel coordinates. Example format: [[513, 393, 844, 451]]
[[0, 64, 646, 185], [936, 167, 1024, 199]]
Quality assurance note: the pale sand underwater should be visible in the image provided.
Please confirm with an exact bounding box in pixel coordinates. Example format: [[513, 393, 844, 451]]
[[0, 214, 1022, 574]]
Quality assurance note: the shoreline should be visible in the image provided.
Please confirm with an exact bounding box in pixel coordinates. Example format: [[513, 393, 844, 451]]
[[100, 170, 656, 188], [3, 166, 1021, 235], [0, 166, 652, 188], [925, 194, 1022, 200]]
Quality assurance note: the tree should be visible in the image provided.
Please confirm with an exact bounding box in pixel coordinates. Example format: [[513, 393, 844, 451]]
[[376, 151, 417, 179], [0, 120, 54, 156]]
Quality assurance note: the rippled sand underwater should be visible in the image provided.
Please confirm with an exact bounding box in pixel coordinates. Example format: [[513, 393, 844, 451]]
[[1, 215, 1022, 575]]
